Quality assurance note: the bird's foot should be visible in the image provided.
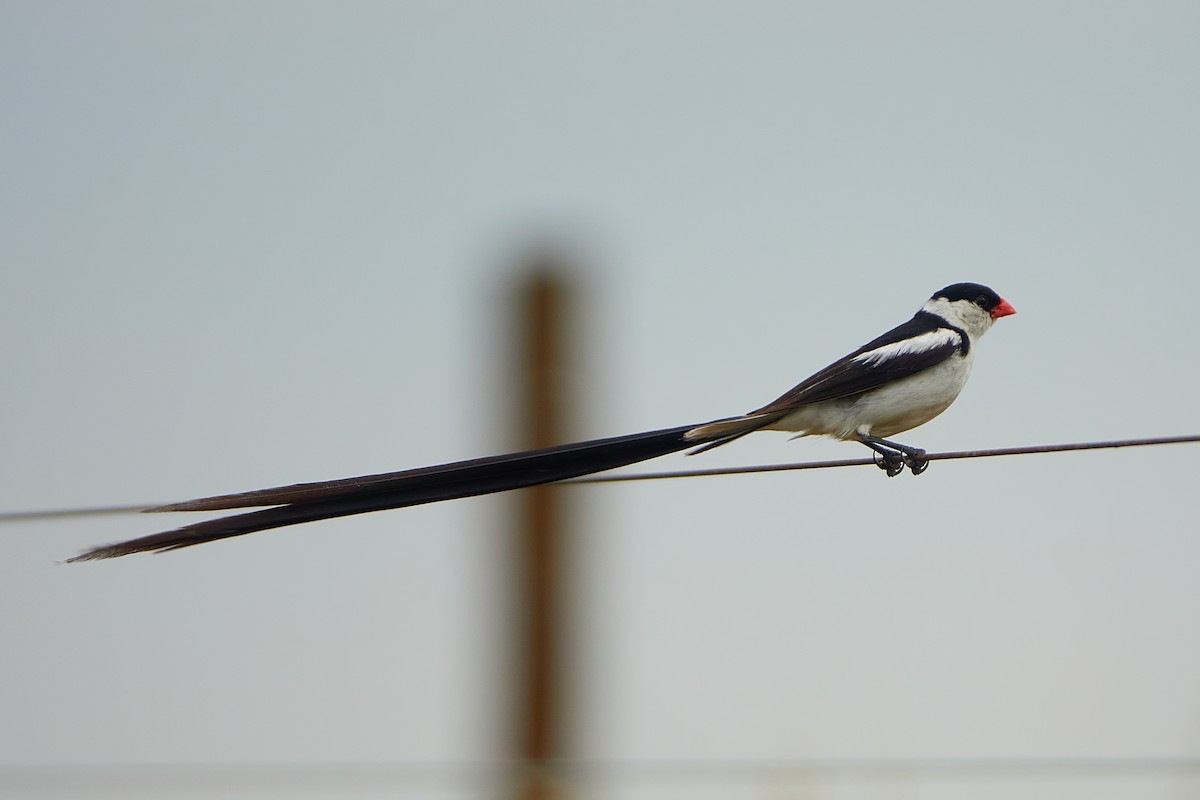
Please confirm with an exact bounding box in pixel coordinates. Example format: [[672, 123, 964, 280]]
[[904, 449, 928, 475], [873, 450, 906, 477], [860, 434, 929, 477]]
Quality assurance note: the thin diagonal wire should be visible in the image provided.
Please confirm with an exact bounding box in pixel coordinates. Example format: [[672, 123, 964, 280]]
[[565, 433, 1200, 484], [2, 434, 1197, 523], [1, 503, 149, 522], [3, 755, 1200, 781]]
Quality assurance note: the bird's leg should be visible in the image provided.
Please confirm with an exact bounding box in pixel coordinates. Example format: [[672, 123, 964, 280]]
[[857, 434, 928, 476]]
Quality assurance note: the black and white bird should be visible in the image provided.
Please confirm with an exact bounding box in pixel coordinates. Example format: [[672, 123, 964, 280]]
[[72, 282, 1015, 560]]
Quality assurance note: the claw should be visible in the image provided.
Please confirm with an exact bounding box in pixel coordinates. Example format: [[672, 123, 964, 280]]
[[904, 449, 928, 476], [874, 451, 905, 477]]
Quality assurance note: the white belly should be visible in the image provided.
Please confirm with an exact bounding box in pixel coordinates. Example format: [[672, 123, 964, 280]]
[[766, 355, 974, 440]]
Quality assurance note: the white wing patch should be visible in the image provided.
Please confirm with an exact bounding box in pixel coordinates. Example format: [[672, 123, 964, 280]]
[[852, 328, 961, 366]]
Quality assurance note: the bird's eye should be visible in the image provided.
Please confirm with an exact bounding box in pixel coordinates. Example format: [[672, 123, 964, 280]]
[[976, 295, 988, 305]]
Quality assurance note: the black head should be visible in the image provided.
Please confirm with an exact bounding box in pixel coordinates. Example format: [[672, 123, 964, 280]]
[[933, 282, 1004, 314]]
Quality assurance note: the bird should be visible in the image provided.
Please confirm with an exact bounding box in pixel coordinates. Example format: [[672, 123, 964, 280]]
[[70, 282, 1014, 561]]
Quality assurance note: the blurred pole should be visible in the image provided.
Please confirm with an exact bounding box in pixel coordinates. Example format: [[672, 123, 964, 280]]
[[512, 261, 574, 800]]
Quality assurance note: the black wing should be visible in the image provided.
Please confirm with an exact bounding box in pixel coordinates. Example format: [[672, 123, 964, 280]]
[[754, 312, 965, 414]]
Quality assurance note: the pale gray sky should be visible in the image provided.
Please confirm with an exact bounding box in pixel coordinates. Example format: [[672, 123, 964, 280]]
[[4, 2, 1200, 798]]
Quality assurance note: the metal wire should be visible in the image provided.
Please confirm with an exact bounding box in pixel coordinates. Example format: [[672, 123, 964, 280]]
[[3, 434, 1198, 523], [3, 755, 1200, 779], [566, 433, 1200, 484]]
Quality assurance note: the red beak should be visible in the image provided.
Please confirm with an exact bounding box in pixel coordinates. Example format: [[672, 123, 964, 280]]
[[991, 298, 1016, 319]]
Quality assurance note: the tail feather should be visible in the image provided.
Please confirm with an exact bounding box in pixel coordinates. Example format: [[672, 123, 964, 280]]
[[683, 412, 785, 455], [70, 423, 714, 561]]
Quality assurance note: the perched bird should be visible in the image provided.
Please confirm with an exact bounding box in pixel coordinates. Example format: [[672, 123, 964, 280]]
[[72, 282, 1014, 561]]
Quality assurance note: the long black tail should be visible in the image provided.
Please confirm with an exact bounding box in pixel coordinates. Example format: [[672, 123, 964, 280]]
[[70, 421, 756, 561]]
